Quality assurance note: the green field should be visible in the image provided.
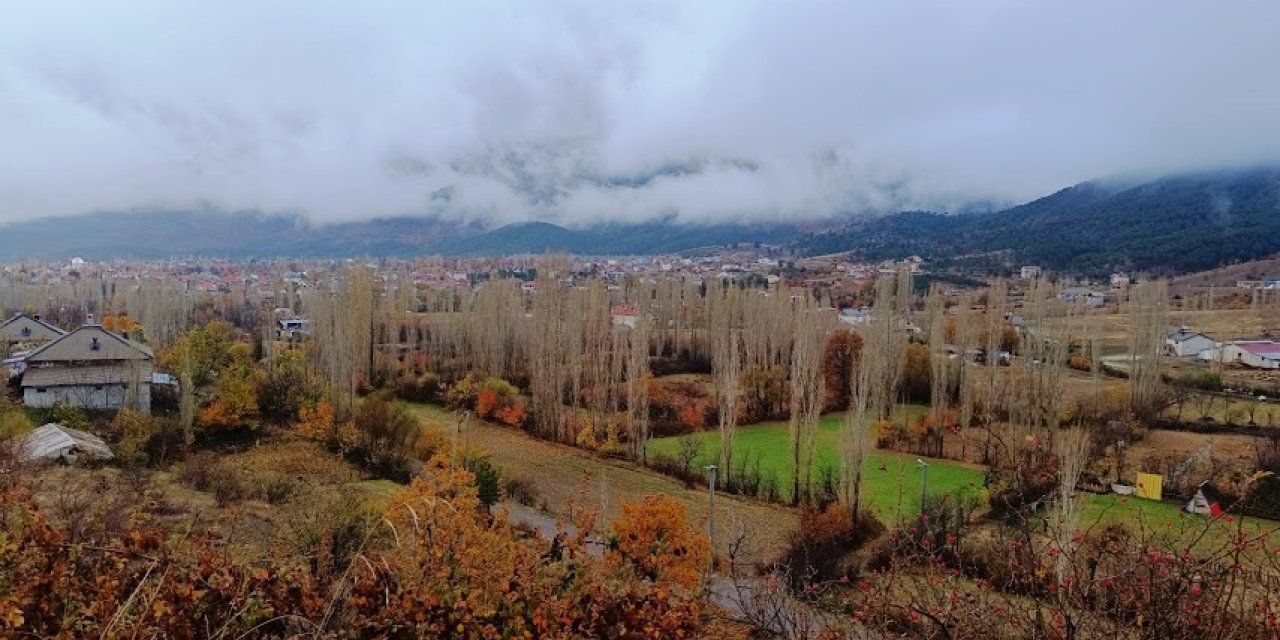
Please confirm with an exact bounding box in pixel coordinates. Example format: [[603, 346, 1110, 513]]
[[647, 407, 988, 521]]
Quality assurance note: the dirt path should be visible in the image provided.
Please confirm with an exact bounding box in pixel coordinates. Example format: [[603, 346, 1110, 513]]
[[408, 404, 797, 565]]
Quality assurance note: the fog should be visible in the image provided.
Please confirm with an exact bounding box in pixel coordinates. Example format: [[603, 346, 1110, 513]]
[[2, 1, 1278, 226]]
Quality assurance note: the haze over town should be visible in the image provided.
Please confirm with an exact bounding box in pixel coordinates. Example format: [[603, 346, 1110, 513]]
[[3, 1, 1279, 226]]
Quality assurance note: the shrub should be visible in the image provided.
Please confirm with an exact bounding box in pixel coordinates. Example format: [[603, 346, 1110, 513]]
[[208, 465, 248, 506], [49, 401, 91, 431], [503, 475, 540, 506], [110, 408, 162, 467], [180, 453, 218, 492], [779, 504, 883, 588], [0, 409, 34, 440], [348, 394, 421, 481], [262, 475, 297, 505]]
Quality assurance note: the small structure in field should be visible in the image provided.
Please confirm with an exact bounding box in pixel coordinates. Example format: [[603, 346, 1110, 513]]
[[13, 423, 114, 464], [1185, 482, 1224, 517]]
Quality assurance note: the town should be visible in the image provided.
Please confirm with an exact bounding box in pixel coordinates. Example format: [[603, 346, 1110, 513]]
[[4, 246, 1280, 637]]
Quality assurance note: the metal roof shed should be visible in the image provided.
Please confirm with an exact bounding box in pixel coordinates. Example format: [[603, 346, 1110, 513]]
[[15, 423, 114, 463]]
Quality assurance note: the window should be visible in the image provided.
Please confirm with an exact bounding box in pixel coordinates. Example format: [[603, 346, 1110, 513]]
[[93, 385, 104, 391], [20, 327, 30, 337], [90, 337, 100, 351], [36, 388, 46, 393]]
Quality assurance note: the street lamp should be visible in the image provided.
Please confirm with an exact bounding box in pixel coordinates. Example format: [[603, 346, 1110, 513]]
[[705, 464, 718, 575], [916, 459, 929, 516]]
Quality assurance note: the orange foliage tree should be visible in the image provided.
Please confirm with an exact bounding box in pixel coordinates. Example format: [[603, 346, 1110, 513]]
[[296, 399, 335, 440], [0, 459, 731, 638], [607, 494, 711, 589], [198, 362, 260, 430]]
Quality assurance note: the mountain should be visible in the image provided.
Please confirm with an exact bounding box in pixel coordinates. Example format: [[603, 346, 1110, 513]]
[[0, 211, 808, 260], [0, 211, 479, 260], [447, 220, 808, 256], [796, 166, 1280, 275]]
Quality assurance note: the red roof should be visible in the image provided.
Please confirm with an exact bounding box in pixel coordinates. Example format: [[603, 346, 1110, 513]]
[[1240, 341, 1280, 356]]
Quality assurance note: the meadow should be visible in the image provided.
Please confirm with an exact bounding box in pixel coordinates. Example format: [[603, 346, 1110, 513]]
[[647, 406, 990, 520]]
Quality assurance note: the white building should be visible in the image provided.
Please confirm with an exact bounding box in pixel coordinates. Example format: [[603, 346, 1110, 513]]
[[1164, 328, 1215, 357], [1019, 266, 1042, 279], [1200, 340, 1280, 369], [1061, 287, 1106, 307]]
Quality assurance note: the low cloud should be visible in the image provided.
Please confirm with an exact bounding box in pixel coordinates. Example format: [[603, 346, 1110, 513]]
[[1, 1, 1278, 226]]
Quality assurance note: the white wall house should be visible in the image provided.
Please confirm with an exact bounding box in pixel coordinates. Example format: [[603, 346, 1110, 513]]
[[1201, 340, 1280, 369], [18, 324, 155, 413], [1165, 328, 1215, 357]]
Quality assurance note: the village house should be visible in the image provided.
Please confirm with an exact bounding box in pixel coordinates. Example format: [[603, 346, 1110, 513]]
[[276, 317, 311, 340], [1200, 340, 1280, 369], [1, 313, 67, 378], [0, 313, 66, 351], [1019, 265, 1042, 279], [1060, 286, 1106, 307], [1164, 327, 1215, 357], [611, 303, 639, 328], [18, 322, 155, 413]]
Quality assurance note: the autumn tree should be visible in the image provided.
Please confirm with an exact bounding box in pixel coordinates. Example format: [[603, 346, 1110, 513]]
[[822, 329, 863, 412], [607, 494, 711, 588]]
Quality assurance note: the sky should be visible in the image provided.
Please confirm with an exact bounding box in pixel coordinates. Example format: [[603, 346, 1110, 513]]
[[2, 1, 1279, 227]]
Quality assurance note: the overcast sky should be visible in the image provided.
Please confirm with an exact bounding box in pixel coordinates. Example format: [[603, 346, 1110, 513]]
[[2, 1, 1278, 226]]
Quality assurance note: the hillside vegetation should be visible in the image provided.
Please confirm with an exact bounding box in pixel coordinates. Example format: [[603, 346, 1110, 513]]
[[797, 166, 1280, 275]]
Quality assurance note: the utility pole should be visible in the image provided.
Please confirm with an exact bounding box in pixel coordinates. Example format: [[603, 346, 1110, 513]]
[[916, 459, 929, 516], [705, 464, 718, 575]]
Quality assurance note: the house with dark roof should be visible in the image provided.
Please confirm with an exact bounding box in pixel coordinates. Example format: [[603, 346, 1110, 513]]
[[18, 322, 155, 413], [0, 313, 66, 352]]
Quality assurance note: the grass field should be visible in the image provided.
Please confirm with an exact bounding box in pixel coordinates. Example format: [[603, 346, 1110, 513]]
[[647, 406, 988, 521], [405, 403, 800, 563]]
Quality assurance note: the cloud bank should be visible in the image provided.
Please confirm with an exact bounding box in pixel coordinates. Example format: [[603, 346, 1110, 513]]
[[2, 1, 1279, 226]]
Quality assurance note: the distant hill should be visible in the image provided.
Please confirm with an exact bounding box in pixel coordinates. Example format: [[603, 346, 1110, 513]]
[[447, 220, 809, 256], [0, 211, 808, 260], [1170, 254, 1280, 290], [8, 166, 1280, 268], [796, 166, 1280, 276]]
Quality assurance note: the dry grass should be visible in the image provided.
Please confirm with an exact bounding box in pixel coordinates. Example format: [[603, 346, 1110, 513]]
[[406, 403, 799, 565], [24, 439, 382, 564]]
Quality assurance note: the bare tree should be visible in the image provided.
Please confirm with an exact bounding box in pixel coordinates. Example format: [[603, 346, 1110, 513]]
[[710, 286, 743, 477], [789, 293, 827, 505], [1128, 280, 1170, 418]]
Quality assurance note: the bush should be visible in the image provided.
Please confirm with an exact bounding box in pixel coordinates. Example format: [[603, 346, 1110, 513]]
[[209, 465, 248, 506], [0, 409, 34, 440], [348, 394, 422, 481], [49, 402, 91, 431], [262, 475, 298, 505], [778, 504, 883, 588], [1179, 370, 1223, 392], [110, 409, 162, 467], [503, 475, 540, 507], [180, 453, 218, 492]]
